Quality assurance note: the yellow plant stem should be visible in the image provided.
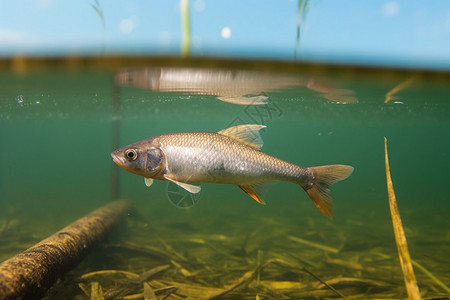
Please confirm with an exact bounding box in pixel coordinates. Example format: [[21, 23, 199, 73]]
[[288, 235, 339, 253], [385, 77, 414, 103], [412, 259, 450, 294], [384, 137, 421, 300], [180, 0, 191, 57]]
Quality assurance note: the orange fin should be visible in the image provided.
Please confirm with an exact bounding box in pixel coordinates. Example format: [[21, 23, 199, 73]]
[[239, 183, 266, 205], [218, 124, 266, 150]]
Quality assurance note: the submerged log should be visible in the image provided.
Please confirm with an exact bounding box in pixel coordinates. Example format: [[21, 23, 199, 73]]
[[0, 200, 131, 300]]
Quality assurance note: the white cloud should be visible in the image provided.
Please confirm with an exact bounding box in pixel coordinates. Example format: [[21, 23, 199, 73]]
[[382, 2, 400, 17], [194, 0, 205, 12], [0, 29, 26, 44], [221, 27, 231, 39], [119, 19, 135, 34], [37, 0, 52, 9], [445, 9, 450, 31], [159, 31, 172, 47]]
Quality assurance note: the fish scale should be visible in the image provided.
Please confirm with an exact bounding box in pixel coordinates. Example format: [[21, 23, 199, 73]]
[[158, 131, 309, 185]]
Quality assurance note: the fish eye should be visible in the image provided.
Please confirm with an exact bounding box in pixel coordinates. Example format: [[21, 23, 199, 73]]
[[125, 149, 138, 161]]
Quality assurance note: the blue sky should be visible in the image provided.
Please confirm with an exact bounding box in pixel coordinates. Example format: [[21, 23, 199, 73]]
[[1, 0, 450, 69]]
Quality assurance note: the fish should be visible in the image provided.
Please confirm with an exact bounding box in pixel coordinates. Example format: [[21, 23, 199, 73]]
[[111, 124, 354, 218]]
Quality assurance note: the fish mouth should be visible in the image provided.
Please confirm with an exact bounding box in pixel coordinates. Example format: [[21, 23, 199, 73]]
[[111, 150, 145, 176], [111, 152, 124, 166]]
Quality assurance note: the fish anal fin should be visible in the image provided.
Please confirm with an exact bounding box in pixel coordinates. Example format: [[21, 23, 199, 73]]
[[164, 175, 201, 193], [239, 182, 267, 205], [217, 95, 269, 106], [218, 124, 266, 150]]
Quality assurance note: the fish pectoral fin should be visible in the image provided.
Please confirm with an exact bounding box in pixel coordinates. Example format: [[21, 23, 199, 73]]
[[218, 124, 266, 150], [217, 95, 269, 106], [239, 182, 267, 205], [144, 178, 154, 187], [164, 175, 201, 194]]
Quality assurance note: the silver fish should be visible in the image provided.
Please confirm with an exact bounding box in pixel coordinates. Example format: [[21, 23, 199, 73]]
[[111, 124, 353, 218]]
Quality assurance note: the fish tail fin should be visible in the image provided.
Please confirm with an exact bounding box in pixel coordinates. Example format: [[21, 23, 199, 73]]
[[304, 165, 354, 218]]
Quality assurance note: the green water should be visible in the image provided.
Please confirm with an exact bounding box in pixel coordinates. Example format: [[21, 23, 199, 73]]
[[1, 62, 449, 299]]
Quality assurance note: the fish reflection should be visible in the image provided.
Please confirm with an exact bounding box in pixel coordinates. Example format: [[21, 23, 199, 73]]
[[115, 67, 357, 105]]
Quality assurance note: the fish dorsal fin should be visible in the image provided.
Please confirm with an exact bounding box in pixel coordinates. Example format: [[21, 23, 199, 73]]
[[218, 124, 266, 150], [164, 175, 201, 193], [239, 182, 267, 205]]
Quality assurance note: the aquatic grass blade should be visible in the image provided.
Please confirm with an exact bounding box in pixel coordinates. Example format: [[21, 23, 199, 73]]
[[384, 77, 414, 103], [384, 137, 421, 300], [287, 235, 339, 253], [90, 0, 105, 30], [294, 0, 310, 59], [180, 0, 191, 57], [411, 260, 450, 294]]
